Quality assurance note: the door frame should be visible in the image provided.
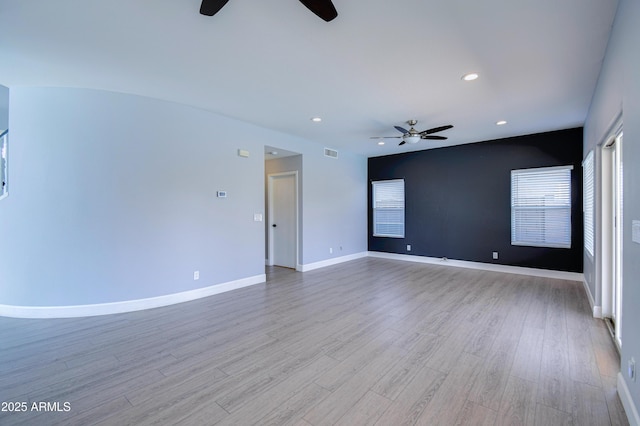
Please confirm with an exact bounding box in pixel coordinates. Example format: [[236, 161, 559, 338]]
[[600, 125, 623, 349], [267, 171, 299, 270]]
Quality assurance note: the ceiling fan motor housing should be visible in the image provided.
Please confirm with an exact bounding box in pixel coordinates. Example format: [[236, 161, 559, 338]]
[[405, 122, 421, 143]]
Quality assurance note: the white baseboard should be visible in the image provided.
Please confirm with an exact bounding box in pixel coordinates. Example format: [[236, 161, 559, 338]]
[[593, 305, 603, 318], [367, 251, 585, 282], [582, 278, 602, 318], [0, 274, 266, 319], [299, 252, 368, 272], [618, 373, 640, 426], [0, 252, 589, 319]]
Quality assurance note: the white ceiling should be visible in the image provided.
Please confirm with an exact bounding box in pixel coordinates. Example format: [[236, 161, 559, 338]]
[[0, 0, 618, 157]]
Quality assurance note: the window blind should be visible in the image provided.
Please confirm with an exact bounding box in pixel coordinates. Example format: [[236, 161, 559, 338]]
[[372, 179, 404, 238], [583, 151, 594, 256], [511, 165, 573, 248]]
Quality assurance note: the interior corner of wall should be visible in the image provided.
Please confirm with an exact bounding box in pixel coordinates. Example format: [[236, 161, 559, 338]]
[[582, 278, 600, 318]]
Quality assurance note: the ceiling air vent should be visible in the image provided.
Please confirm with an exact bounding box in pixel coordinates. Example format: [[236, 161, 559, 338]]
[[324, 148, 339, 159]]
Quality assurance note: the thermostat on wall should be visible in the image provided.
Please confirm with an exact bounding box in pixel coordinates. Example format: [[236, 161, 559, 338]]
[[217, 191, 227, 198]]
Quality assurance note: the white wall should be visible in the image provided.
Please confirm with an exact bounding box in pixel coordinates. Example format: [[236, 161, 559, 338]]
[[302, 149, 367, 264], [0, 85, 8, 131], [260, 144, 367, 266], [0, 87, 367, 309], [584, 0, 640, 420]]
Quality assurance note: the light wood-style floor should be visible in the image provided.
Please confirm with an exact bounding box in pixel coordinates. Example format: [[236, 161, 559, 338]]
[[0, 258, 629, 425]]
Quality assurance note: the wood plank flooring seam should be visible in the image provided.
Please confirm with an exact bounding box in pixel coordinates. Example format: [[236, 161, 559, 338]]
[[0, 260, 627, 426]]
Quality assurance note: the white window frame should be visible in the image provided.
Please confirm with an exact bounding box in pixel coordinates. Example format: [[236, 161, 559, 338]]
[[372, 179, 405, 238], [583, 150, 595, 257], [511, 165, 573, 248]]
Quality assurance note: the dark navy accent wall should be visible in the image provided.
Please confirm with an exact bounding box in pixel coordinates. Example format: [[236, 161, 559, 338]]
[[368, 127, 584, 272]]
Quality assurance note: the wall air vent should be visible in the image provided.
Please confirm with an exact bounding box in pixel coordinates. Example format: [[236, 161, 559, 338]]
[[324, 148, 339, 159]]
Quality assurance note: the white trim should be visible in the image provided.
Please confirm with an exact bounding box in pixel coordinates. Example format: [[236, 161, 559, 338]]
[[0, 274, 266, 319], [510, 165, 573, 249], [600, 143, 614, 318], [299, 252, 368, 272], [593, 305, 602, 319], [618, 373, 640, 426], [367, 252, 584, 281], [582, 279, 602, 318], [267, 171, 299, 269], [372, 179, 405, 239]]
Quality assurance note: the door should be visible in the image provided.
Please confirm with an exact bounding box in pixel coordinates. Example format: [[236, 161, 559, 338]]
[[268, 172, 297, 268], [602, 129, 623, 348], [611, 131, 623, 347]]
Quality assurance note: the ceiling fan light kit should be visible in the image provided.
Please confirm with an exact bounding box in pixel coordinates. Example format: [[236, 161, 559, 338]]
[[371, 120, 453, 147]]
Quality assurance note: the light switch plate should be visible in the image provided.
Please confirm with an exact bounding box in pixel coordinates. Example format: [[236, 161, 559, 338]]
[[254, 213, 263, 222], [633, 220, 640, 244]]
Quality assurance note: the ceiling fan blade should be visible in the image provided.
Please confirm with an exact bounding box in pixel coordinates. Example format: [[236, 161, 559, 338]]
[[394, 126, 409, 134], [200, 0, 230, 16], [420, 124, 453, 135], [421, 135, 448, 140], [399, 140, 406, 146], [298, 0, 338, 22]]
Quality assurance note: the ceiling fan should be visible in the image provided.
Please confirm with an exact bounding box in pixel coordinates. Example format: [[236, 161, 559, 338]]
[[200, 0, 338, 22], [371, 120, 453, 146]]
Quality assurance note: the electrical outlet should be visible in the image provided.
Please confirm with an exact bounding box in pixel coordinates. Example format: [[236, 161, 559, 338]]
[[407, 244, 412, 251], [629, 357, 636, 382], [193, 271, 199, 280], [493, 251, 499, 260], [329, 247, 333, 254]]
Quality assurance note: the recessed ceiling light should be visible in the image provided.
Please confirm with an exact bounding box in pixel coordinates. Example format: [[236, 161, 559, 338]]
[[269, 151, 278, 155], [496, 120, 507, 126], [462, 72, 479, 81], [311, 117, 322, 122], [378, 141, 385, 146]]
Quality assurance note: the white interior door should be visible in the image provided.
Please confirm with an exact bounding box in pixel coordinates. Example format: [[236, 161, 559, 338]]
[[611, 132, 623, 347], [601, 130, 623, 348], [269, 173, 297, 269]]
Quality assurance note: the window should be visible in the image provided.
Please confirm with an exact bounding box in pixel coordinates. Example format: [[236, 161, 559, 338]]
[[583, 151, 594, 256], [372, 179, 404, 238], [0, 130, 7, 200], [511, 165, 573, 248]]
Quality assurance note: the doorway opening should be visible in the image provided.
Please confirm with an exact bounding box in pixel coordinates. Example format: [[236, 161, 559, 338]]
[[265, 147, 302, 271]]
